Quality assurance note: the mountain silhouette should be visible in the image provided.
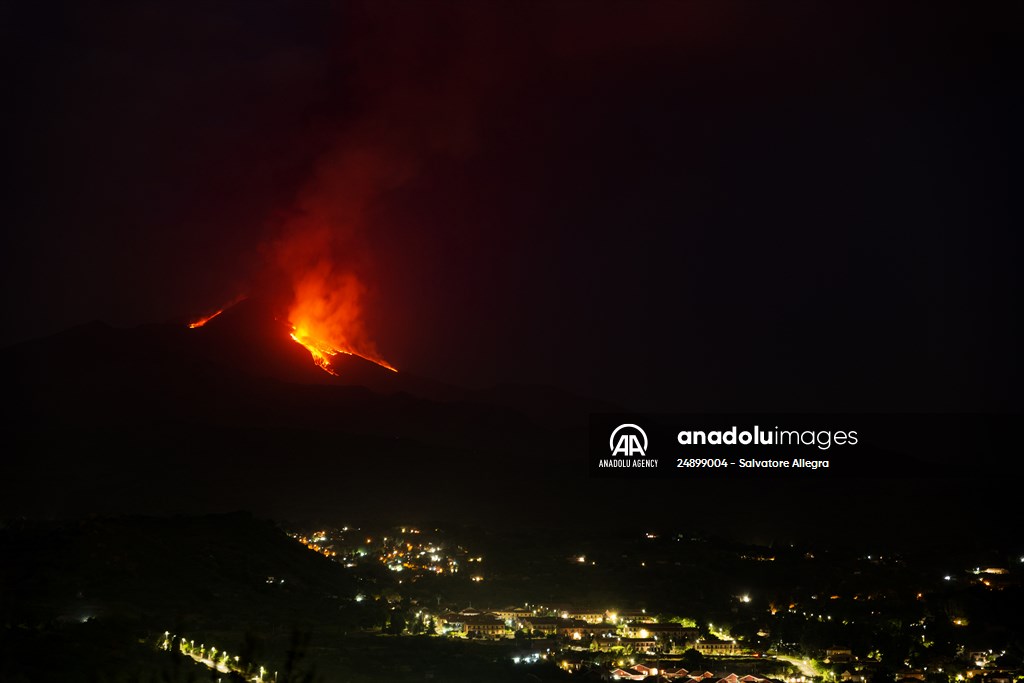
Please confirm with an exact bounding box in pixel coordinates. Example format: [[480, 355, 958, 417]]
[[1, 300, 611, 520]]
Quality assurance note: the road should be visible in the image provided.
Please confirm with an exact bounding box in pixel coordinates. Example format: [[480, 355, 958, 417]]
[[776, 654, 818, 678]]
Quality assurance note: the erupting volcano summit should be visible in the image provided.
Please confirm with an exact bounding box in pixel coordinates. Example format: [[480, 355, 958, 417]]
[[188, 297, 396, 379], [183, 297, 402, 392]]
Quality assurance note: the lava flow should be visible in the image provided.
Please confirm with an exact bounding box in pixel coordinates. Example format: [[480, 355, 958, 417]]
[[187, 296, 247, 329], [187, 309, 225, 329], [288, 328, 341, 376], [288, 325, 397, 376]]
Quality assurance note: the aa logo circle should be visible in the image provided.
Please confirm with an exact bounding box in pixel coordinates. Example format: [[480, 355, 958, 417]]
[[609, 424, 648, 457]]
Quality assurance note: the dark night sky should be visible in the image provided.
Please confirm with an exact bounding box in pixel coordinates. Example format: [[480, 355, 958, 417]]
[[2, 1, 1022, 413]]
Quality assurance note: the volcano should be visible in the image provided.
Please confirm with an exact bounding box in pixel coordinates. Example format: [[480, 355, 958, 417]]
[[0, 299, 613, 520], [184, 297, 409, 391]]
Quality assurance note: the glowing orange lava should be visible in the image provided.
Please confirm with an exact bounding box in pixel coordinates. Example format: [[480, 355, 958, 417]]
[[187, 296, 247, 329], [289, 329, 341, 376], [288, 324, 397, 376], [187, 309, 225, 328], [284, 267, 397, 375]]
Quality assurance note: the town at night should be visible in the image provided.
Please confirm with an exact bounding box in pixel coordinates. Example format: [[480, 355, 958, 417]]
[[3, 515, 1022, 682]]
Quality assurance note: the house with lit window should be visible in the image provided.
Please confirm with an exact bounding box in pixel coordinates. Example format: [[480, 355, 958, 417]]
[[694, 636, 740, 655], [623, 621, 698, 643], [826, 647, 853, 663], [521, 616, 563, 635], [461, 614, 506, 638], [570, 609, 607, 623]]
